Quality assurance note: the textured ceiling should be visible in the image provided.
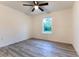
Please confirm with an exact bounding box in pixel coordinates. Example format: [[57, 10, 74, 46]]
[[0, 1, 74, 15]]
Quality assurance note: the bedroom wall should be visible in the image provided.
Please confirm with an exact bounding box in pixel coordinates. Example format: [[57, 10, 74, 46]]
[[32, 8, 73, 44], [73, 1, 79, 55], [0, 4, 73, 47], [0, 4, 32, 47]]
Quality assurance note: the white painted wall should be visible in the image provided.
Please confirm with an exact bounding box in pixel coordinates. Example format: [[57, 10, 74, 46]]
[[73, 2, 79, 55], [32, 8, 73, 44], [0, 4, 32, 47]]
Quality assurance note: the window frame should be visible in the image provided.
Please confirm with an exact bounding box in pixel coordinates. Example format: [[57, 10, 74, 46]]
[[42, 16, 53, 34]]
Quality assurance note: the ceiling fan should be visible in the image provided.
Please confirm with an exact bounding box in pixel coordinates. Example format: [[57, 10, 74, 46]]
[[23, 1, 48, 12]]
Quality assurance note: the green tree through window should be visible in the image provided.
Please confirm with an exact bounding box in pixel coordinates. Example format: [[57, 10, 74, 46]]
[[42, 17, 52, 33]]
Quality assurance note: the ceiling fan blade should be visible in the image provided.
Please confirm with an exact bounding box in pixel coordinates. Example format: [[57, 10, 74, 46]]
[[39, 3, 48, 6], [39, 7, 44, 11], [32, 8, 35, 12], [36, 1, 39, 5], [33, 1, 36, 5], [23, 4, 33, 6]]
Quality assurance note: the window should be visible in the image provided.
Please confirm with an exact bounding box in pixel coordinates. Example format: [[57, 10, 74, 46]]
[[42, 16, 52, 34]]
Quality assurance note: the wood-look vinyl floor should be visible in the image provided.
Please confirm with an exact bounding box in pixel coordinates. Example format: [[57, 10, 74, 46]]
[[0, 38, 78, 57]]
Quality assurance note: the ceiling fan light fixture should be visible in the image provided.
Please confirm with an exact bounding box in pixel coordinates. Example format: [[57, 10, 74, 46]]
[[23, 1, 48, 12], [34, 5, 38, 10]]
